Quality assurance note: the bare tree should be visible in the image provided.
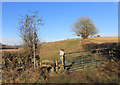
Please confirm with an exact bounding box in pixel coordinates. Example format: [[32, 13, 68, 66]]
[[18, 11, 43, 68], [71, 17, 98, 39]]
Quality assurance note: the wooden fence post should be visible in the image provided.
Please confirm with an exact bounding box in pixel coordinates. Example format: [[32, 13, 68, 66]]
[[108, 49, 111, 63], [46, 69, 48, 80], [56, 59, 58, 72], [60, 49, 65, 71], [61, 55, 65, 70], [54, 60, 56, 72], [96, 59, 97, 68], [51, 66, 54, 72], [40, 58, 42, 68]]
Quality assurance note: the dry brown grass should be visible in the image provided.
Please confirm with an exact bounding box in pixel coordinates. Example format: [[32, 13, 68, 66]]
[[39, 37, 118, 61], [39, 38, 82, 60], [1, 37, 118, 61], [45, 60, 119, 83], [2, 37, 118, 83], [0, 48, 24, 53], [1, 49, 19, 52], [89, 37, 118, 44]]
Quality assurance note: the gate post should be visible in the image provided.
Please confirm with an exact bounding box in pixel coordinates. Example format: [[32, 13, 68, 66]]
[[56, 59, 58, 72], [60, 49, 65, 70], [108, 49, 112, 63]]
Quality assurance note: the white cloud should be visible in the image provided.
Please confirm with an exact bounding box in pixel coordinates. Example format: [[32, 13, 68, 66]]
[[1, 38, 22, 45], [0, 38, 65, 45], [41, 38, 65, 42]]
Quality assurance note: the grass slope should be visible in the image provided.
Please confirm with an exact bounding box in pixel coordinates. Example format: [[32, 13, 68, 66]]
[[39, 38, 82, 61], [45, 60, 118, 83], [39, 37, 118, 61], [39, 37, 119, 83], [2, 37, 119, 83]]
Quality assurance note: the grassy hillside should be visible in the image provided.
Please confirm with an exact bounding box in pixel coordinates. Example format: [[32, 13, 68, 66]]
[[45, 60, 118, 83], [39, 37, 118, 61], [39, 38, 83, 61], [2, 37, 119, 83], [39, 37, 119, 83], [89, 37, 118, 44]]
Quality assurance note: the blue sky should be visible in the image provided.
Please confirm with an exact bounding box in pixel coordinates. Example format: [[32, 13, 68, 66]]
[[1, 2, 118, 45], [1, 0, 119, 2]]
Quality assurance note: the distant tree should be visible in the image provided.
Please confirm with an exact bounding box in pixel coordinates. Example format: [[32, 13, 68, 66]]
[[97, 35, 100, 37], [71, 17, 98, 39], [18, 11, 43, 55]]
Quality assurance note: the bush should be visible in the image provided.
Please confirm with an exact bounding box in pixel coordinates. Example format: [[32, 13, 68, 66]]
[[83, 42, 120, 61], [2, 51, 46, 83], [97, 35, 100, 37]]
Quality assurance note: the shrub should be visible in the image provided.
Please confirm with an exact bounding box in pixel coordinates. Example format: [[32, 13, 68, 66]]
[[97, 35, 100, 37]]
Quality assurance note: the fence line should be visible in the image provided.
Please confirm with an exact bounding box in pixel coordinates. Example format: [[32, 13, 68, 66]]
[[3, 47, 116, 73], [39, 48, 109, 73], [40, 47, 116, 73]]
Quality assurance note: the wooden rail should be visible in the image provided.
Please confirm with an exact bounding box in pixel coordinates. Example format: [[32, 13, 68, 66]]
[[39, 50, 65, 73], [40, 48, 118, 73], [90, 48, 118, 62]]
